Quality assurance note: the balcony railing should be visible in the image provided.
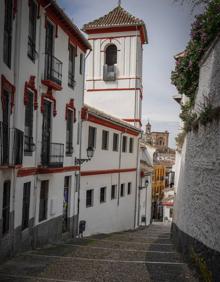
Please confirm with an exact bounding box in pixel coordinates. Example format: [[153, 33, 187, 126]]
[[0, 122, 24, 166], [44, 53, 62, 86], [41, 142, 64, 168], [27, 36, 37, 62], [103, 64, 116, 81]]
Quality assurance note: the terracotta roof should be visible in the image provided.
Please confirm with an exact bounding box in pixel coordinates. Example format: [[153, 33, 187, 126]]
[[83, 5, 148, 43]]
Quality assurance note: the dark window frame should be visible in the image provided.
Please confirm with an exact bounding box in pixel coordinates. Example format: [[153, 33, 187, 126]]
[[105, 44, 117, 66], [122, 136, 127, 153], [102, 130, 109, 150], [3, 0, 13, 68], [100, 187, 106, 203], [120, 183, 125, 197], [88, 126, 96, 149], [39, 180, 49, 222], [111, 185, 117, 200], [28, 0, 38, 62], [66, 109, 74, 155], [86, 189, 93, 208], [129, 138, 133, 153], [113, 133, 119, 152], [127, 182, 132, 195], [2, 181, 11, 235], [22, 182, 31, 230], [68, 44, 76, 88], [24, 91, 34, 154]]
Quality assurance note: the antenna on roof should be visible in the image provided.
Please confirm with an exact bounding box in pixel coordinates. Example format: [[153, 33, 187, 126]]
[[118, 0, 121, 6]]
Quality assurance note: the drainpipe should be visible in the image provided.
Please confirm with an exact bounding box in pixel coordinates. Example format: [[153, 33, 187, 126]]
[[76, 48, 91, 237]]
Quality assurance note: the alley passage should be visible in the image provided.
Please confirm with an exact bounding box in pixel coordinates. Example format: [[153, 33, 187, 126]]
[[0, 223, 198, 282]]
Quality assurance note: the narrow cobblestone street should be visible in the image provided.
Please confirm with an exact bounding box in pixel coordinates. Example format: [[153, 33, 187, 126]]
[[0, 223, 198, 282]]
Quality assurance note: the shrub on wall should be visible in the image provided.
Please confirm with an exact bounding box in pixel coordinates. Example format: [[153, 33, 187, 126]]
[[171, 0, 220, 131]]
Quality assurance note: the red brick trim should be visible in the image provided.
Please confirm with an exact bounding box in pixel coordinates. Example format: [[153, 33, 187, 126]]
[[1, 75, 16, 114], [81, 168, 137, 176], [84, 26, 147, 44], [24, 76, 38, 110], [88, 35, 140, 41], [17, 165, 80, 177]]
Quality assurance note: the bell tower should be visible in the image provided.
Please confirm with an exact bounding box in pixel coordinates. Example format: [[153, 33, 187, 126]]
[[83, 5, 148, 128]]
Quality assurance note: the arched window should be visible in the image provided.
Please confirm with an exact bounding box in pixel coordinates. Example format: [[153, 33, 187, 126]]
[[105, 45, 117, 66]]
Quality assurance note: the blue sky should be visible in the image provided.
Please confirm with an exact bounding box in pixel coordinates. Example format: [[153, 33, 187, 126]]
[[57, 0, 201, 147]]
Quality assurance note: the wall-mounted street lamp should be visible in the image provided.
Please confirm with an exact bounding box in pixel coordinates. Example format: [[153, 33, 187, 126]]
[[75, 147, 94, 165]]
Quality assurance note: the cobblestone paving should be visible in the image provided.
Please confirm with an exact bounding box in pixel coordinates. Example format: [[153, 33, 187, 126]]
[[0, 223, 199, 282]]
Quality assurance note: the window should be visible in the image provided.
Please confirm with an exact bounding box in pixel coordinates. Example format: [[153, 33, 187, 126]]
[[86, 189, 93, 208], [122, 136, 127, 152], [80, 53, 83, 75], [22, 182, 31, 230], [68, 44, 76, 88], [66, 109, 73, 155], [3, 0, 13, 67], [28, 0, 37, 61], [111, 185, 117, 200], [100, 187, 106, 203], [2, 181, 10, 235], [113, 133, 119, 152], [129, 138, 133, 153], [127, 182, 132, 195], [170, 208, 173, 218], [120, 184, 125, 197], [106, 44, 117, 66], [24, 91, 34, 154], [63, 176, 71, 233], [39, 180, 49, 222], [102, 130, 109, 150], [88, 126, 96, 148]]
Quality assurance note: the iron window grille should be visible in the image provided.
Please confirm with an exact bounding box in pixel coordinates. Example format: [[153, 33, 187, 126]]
[[41, 142, 64, 168], [102, 130, 109, 150], [44, 53, 63, 85], [2, 181, 11, 235], [100, 187, 106, 203], [39, 180, 49, 222], [86, 190, 93, 208], [113, 133, 119, 151], [22, 182, 31, 230], [3, 0, 13, 68], [68, 44, 76, 88], [28, 0, 37, 62]]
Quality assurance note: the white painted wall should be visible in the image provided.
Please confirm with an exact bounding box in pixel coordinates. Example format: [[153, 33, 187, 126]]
[[85, 30, 144, 126], [173, 37, 220, 252]]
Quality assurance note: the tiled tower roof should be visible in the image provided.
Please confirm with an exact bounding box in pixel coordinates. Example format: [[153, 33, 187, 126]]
[[83, 5, 148, 43]]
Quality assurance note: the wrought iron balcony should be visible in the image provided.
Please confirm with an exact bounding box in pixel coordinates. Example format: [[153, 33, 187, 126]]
[[0, 122, 24, 166], [41, 142, 64, 168], [103, 64, 116, 81], [44, 53, 62, 86]]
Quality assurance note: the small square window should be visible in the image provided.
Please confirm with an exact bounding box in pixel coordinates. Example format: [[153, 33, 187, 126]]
[[128, 182, 132, 195], [120, 184, 125, 197], [129, 138, 133, 153], [122, 136, 127, 152], [111, 185, 117, 200], [100, 187, 106, 203], [86, 189, 93, 208], [113, 133, 119, 151], [102, 130, 109, 150]]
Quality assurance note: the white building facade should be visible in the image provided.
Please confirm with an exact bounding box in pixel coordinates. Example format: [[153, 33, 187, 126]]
[[0, 0, 90, 260], [79, 105, 141, 236]]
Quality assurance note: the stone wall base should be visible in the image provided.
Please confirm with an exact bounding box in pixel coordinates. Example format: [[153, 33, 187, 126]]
[[0, 215, 77, 263], [171, 223, 220, 281]]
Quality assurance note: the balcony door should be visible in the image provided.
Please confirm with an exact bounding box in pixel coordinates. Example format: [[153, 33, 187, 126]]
[[2, 91, 10, 165], [45, 21, 54, 81], [42, 100, 51, 165]]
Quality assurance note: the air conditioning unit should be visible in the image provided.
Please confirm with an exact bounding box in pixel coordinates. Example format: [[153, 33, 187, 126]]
[[103, 64, 116, 81]]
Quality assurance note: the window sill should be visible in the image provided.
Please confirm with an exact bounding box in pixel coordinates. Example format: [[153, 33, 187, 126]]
[[86, 205, 93, 208]]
